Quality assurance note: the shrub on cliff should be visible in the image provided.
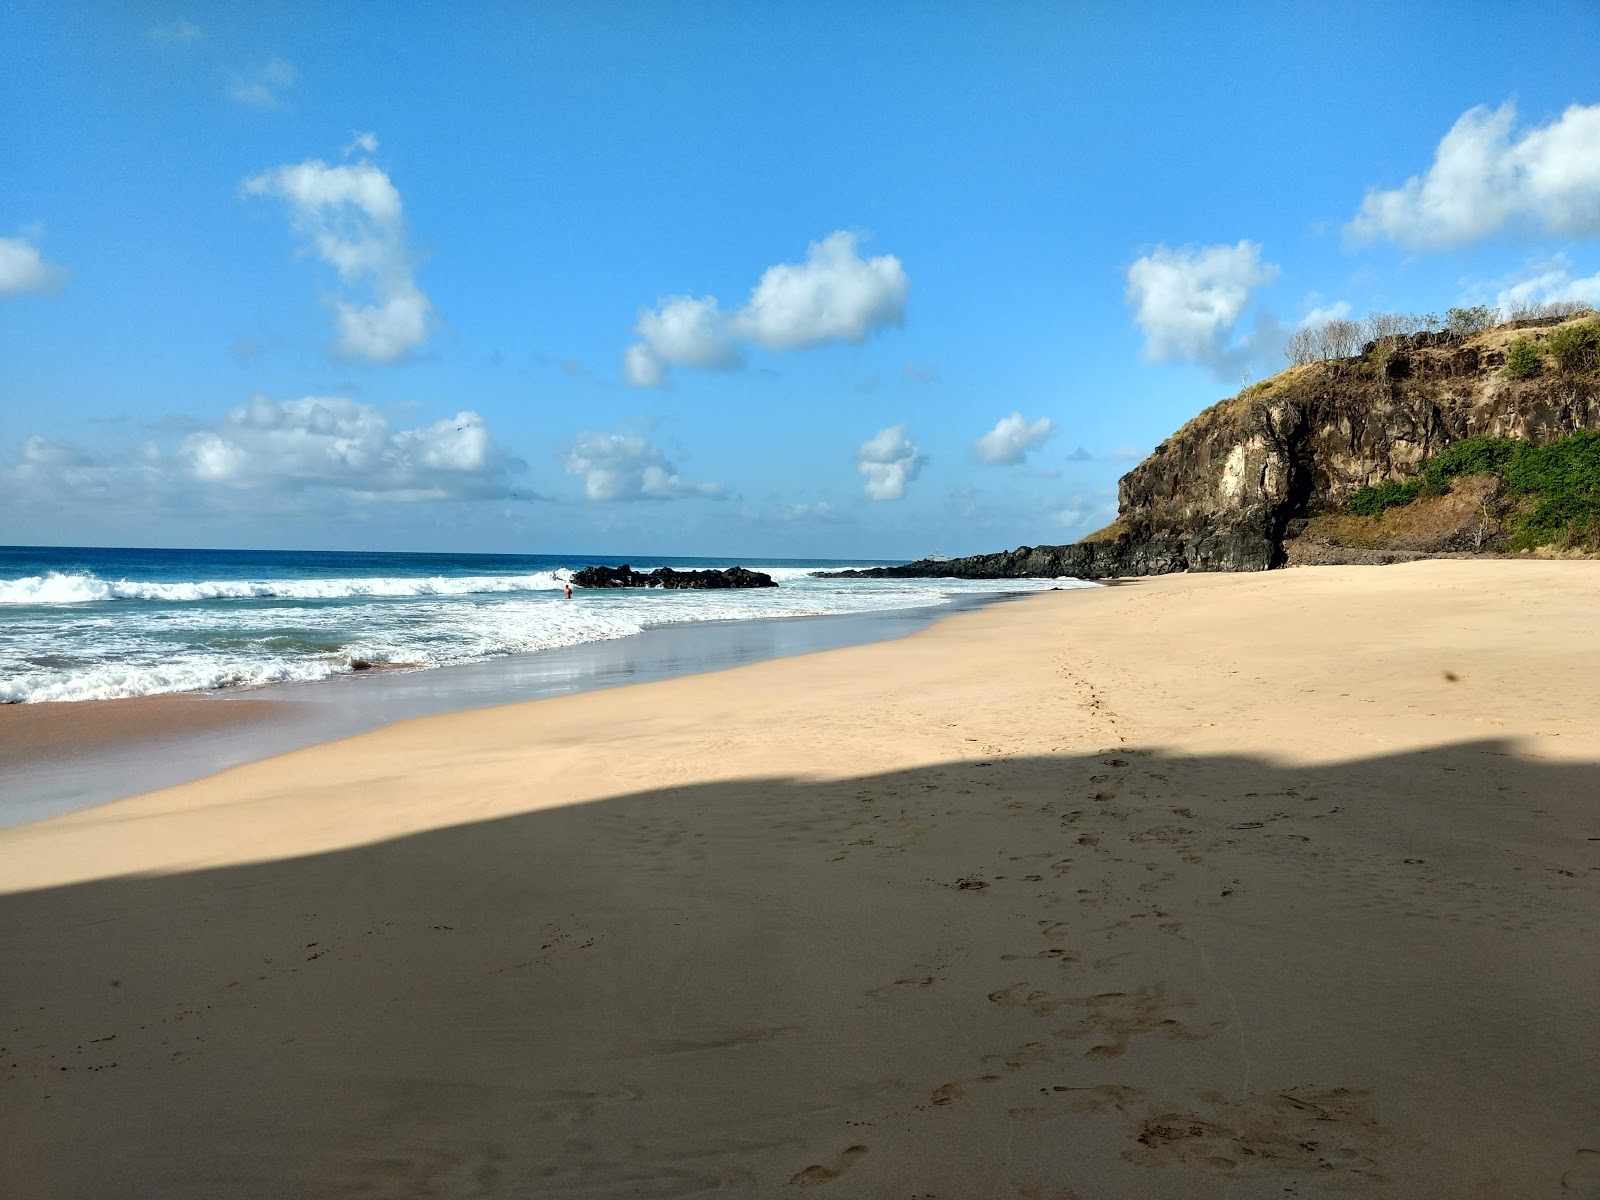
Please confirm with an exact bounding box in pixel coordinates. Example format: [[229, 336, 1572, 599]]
[[1344, 431, 1600, 550], [1445, 305, 1494, 336], [1345, 479, 1420, 517], [1547, 320, 1600, 374], [1503, 337, 1544, 378]]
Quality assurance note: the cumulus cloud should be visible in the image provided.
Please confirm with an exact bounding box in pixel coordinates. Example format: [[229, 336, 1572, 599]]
[[345, 131, 380, 156], [1490, 255, 1600, 314], [1349, 102, 1600, 250], [0, 233, 68, 298], [622, 293, 741, 384], [974, 412, 1056, 466], [623, 231, 908, 386], [564, 432, 725, 502], [731, 231, 908, 350], [228, 58, 296, 108], [243, 146, 434, 362], [856, 423, 923, 501], [1, 398, 526, 520], [149, 18, 201, 45], [177, 395, 522, 500], [1125, 241, 1281, 377]]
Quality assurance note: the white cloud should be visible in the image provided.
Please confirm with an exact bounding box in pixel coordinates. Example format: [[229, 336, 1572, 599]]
[[1349, 102, 1600, 250], [344, 131, 380, 157], [177, 395, 521, 500], [242, 147, 434, 362], [0, 234, 67, 298], [1125, 241, 1281, 376], [974, 412, 1055, 466], [2, 399, 526, 518], [632, 294, 740, 369], [622, 343, 667, 388], [622, 230, 908, 386], [564, 432, 725, 502], [1491, 255, 1600, 314], [228, 58, 296, 108], [149, 18, 201, 46], [1299, 300, 1351, 327], [856, 423, 923, 501], [731, 231, 908, 351]]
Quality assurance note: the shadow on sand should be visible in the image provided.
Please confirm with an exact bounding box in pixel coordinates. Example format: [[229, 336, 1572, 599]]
[[3, 741, 1598, 1198]]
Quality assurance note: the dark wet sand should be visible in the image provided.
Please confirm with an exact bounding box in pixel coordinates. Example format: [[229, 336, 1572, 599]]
[[0, 694, 289, 765]]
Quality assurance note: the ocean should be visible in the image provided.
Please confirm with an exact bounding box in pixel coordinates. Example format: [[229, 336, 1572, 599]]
[[0, 545, 1085, 704]]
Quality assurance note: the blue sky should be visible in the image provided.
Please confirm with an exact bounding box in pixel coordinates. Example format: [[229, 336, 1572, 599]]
[[4, 1, 1599, 558]]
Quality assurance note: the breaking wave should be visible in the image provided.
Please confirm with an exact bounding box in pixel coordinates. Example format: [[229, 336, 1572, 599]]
[[0, 570, 574, 606]]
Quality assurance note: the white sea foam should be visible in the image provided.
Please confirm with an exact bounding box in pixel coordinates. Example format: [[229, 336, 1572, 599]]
[[0, 565, 1097, 703], [0, 569, 573, 605]]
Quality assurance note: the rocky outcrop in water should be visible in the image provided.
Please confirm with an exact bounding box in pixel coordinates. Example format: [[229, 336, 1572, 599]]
[[571, 564, 777, 590], [820, 314, 1600, 581]]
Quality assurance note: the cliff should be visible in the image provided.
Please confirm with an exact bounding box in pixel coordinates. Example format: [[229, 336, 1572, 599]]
[[824, 314, 1600, 581]]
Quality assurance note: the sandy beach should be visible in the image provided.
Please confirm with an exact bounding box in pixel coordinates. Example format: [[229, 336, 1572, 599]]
[[2, 560, 1597, 1198]]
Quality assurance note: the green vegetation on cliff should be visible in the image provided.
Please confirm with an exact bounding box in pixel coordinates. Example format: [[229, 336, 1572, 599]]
[[1344, 430, 1600, 550]]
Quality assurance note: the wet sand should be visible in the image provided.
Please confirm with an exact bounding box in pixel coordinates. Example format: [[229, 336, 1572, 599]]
[[0, 598, 996, 827], [1, 561, 1597, 1198], [0, 693, 286, 765]]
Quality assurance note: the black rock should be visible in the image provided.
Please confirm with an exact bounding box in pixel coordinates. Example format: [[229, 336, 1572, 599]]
[[571, 564, 777, 590]]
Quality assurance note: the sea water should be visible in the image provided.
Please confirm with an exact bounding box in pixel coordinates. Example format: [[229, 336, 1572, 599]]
[[0, 546, 1088, 704]]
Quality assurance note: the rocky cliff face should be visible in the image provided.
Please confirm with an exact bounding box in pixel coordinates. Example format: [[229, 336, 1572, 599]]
[[822, 316, 1600, 581]]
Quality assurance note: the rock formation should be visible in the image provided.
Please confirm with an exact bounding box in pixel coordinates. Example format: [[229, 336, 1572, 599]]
[[571, 564, 777, 590], [821, 315, 1600, 581]]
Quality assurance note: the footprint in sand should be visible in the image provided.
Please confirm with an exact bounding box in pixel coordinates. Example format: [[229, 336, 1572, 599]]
[[1564, 1149, 1600, 1196], [789, 1145, 868, 1187]]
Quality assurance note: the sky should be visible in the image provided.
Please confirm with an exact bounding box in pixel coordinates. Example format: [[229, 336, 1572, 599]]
[[3, 1, 1599, 559]]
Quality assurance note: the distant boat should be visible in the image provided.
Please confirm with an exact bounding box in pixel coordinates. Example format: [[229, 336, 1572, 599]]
[[925, 553, 950, 562]]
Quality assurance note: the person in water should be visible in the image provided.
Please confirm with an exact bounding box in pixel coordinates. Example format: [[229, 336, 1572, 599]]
[[564, 583, 572, 599]]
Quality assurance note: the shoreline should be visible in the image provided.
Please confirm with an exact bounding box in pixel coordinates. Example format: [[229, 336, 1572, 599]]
[[0, 591, 1034, 828], [2, 560, 1596, 1196]]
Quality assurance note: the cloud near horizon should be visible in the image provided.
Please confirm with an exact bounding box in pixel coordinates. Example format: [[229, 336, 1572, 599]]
[[564, 431, 726, 502], [1490, 255, 1600, 314], [1348, 101, 1600, 250], [974, 412, 1056, 466], [2, 396, 527, 514], [0, 234, 68, 298], [624, 231, 908, 387], [856, 423, 923, 501], [178, 395, 522, 500], [243, 146, 434, 362], [1125, 240, 1282, 378]]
